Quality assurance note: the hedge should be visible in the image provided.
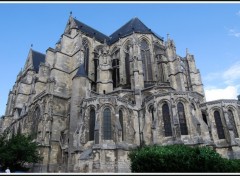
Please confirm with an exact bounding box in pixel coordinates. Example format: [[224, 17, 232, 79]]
[[128, 144, 240, 172]]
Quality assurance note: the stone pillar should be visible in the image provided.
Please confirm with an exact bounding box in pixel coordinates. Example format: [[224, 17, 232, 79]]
[[166, 39, 178, 90], [68, 76, 89, 171], [96, 47, 113, 94], [186, 53, 205, 96]]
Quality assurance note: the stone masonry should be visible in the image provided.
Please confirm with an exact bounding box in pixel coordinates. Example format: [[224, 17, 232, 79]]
[[1, 15, 240, 173]]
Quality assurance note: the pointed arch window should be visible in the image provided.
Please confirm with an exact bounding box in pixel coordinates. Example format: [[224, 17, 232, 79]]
[[228, 110, 238, 138], [202, 113, 208, 125], [149, 105, 155, 129], [214, 111, 225, 139], [32, 107, 40, 139], [103, 108, 112, 140], [124, 44, 131, 86], [162, 103, 172, 136], [141, 39, 152, 81], [89, 108, 96, 141], [112, 49, 120, 88], [82, 39, 89, 75], [177, 102, 188, 135], [119, 110, 124, 141], [93, 48, 101, 83]]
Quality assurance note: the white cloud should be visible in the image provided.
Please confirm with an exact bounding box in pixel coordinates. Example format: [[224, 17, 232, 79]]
[[204, 61, 240, 101], [205, 86, 238, 101], [228, 28, 240, 38], [223, 61, 240, 84]]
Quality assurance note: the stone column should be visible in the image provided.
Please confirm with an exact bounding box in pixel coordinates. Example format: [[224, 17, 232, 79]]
[[170, 94, 181, 142]]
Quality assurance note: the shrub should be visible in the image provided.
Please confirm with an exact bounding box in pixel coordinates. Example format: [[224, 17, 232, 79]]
[[128, 144, 240, 172]]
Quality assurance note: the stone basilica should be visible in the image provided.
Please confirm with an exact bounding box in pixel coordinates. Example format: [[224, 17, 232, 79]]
[[1, 15, 240, 173]]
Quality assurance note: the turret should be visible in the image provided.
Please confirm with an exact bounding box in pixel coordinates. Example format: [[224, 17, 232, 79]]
[[186, 50, 205, 96], [165, 35, 185, 91]]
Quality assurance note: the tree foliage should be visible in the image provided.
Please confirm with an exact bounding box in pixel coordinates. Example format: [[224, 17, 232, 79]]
[[128, 144, 240, 172], [0, 132, 42, 172]]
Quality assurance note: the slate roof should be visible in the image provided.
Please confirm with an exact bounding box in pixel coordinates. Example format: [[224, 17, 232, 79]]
[[32, 50, 45, 73], [72, 17, 163, 45], [73, 18, 110, 44], [108, 17, 163, 45]]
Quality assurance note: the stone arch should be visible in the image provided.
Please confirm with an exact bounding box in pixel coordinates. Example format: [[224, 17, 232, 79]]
[[109, 45, 119, 54], [138, 35, 151, 45], [94, 45, 104, 54], [175, 97, 189, 104], [122, 37, 133, 47]]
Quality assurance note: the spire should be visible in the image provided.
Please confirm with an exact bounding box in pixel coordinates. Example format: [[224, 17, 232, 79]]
[[167, 33, 170, 40]]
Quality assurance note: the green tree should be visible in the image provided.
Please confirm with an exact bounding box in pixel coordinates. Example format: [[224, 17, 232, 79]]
[[128, 144, 240, 172], [0, 132, 42, 172]]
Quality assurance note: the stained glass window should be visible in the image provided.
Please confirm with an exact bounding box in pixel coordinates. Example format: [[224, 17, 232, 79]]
[[125, 44, 130, 85], [112, 49, 120, 88], [119, 110, 124, 141], [177, 102, 188, 135], [162, 103, 172, 136], [141, 40, 152, 81], [32, 107, 40, 139], [89, 109, 95, 141], [214, 111, 225, 139], [82, 39, 89, 75], [202, 113, 208, 125], [103, 108, 112, 140]]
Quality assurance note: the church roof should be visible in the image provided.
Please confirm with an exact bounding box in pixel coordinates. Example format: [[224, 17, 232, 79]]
[[108, 17, 164, 45], [32, 49, 45, 73], [73, 18, 110, 44], [74, 64, 87, 78], [72, 17, 163, 45]]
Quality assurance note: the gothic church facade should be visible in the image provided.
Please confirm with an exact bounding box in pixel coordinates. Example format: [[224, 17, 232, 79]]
[[1, 16, 240, 173]]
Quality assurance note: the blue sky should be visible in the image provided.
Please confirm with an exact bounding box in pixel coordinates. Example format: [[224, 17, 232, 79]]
[[0, 2, 240, 116]]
